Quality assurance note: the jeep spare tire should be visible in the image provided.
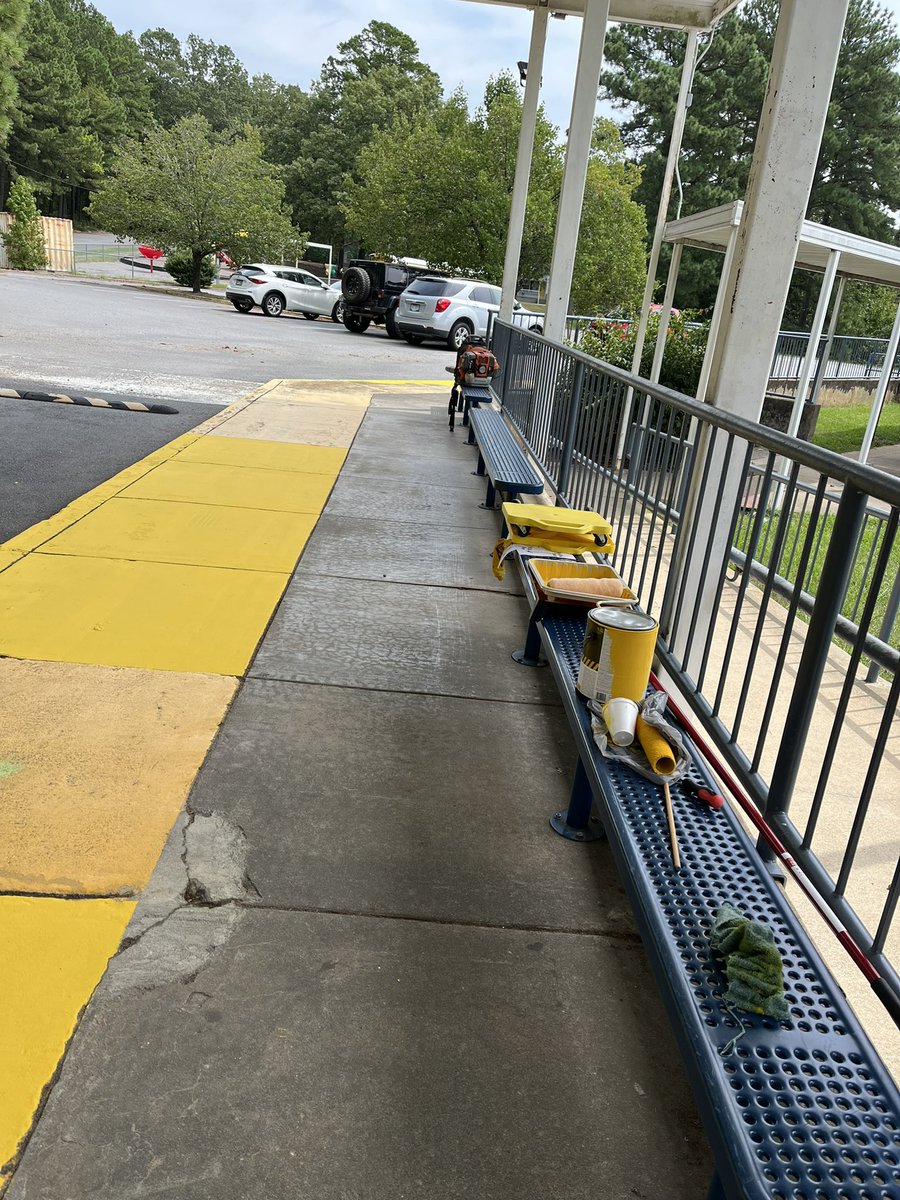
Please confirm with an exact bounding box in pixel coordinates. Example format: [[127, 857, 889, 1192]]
[[341, 266, 371, 304]]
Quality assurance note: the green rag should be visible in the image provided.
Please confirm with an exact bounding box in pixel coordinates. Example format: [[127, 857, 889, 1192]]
[[709, 903, 790, 1021]]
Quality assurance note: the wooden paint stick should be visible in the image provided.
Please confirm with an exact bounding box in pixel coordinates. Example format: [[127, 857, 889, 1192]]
[[663, 781, 680, 870]]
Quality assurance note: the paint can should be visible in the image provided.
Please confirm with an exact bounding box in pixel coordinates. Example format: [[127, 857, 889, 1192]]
[[576, 607, 658, 703]]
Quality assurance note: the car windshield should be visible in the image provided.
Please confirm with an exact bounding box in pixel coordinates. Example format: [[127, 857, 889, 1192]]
[[406, 280, 465, 297]]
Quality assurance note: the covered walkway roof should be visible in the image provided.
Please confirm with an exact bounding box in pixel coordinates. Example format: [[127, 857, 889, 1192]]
[[460, 0, 741, 29], [665, 200, 900, 289]]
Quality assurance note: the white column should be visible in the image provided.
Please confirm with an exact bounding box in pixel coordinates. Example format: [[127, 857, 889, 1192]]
[[859, 297, 900, 464], [500, 5, 549, 322], [648, 243, 683, 384], [695, 225, 739, 404], [786, 249, 840, 438], [630, 31, 699, 380], [670, 0, 850, 679], [809, 275, 846, 406], [542, 0, 611, 343], [703, 0, 850, 421]]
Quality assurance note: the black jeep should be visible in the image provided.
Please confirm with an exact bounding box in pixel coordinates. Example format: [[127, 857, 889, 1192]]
[[340, 259, 428, 337]]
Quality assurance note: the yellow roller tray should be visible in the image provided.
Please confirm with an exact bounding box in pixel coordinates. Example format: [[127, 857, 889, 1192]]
[[528, 560, 638, 607]]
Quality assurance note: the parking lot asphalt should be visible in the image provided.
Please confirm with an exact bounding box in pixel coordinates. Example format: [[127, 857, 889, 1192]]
[[0, 394, 214, 542], [0, 272, 452, 405]]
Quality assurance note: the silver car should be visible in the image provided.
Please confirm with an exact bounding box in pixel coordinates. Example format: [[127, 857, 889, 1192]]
[[227, 264, 344, 321], [395, 276, 541, 349]]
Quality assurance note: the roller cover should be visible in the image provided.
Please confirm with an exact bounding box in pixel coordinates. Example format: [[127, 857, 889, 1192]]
[[636, 715, 676, 776]]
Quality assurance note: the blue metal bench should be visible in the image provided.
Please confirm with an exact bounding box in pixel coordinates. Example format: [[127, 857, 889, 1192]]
[[522, 590, 900, 1199], [467, 405, 543, 511]]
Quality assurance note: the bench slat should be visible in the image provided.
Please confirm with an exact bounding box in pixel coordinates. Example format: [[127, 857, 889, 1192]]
[[539, 609, 900, 1200], [469, 407, 543, 495]]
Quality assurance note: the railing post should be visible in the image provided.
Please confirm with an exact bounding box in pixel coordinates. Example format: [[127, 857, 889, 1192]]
[[867, 566, 900, 683], [765, 483, 868, 821], [554, 360, 584, 505]]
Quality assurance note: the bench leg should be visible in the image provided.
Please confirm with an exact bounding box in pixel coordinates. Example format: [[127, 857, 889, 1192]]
[[467, 424, 476, 446], [480, 478, 497, 510], [474, 451, 485, 476], [512, 615, 546, 668], [550, 758, 604, 842]]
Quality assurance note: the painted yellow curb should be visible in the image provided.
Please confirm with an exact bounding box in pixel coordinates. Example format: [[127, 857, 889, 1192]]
[[0, 660, 235, 895], [0, 554, 288, 674], [0, 896, 135, 1184]]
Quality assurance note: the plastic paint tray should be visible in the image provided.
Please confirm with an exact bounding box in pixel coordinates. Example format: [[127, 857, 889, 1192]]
[[528, 559, 638, 607]]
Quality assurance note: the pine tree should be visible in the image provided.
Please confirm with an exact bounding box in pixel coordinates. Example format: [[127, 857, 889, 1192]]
[[2, 176, 47, 269], [0, 0, 29, 148], [6, 0, 98, 210]]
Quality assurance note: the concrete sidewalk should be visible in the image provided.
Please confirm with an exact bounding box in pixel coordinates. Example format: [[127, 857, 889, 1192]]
[[4, 386, 711, 1198]]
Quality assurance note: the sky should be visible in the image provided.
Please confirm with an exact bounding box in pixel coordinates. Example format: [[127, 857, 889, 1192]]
[[96, 0, 900, 136]]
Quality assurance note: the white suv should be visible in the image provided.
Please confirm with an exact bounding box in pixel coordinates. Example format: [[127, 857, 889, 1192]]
[[226, 264, 344, 321], [396, 277, 539, 350]]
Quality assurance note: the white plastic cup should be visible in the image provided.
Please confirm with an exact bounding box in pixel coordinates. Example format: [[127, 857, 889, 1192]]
[[603, 697, 639, 747]]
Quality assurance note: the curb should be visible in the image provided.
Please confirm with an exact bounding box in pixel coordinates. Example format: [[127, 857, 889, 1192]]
[[0, 387, 177, 415]]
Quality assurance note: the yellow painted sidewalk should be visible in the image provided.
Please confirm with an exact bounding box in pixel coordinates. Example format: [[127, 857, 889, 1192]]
[[0, 379, 374, 1184]]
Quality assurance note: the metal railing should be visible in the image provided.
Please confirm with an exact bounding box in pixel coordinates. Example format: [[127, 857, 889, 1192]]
[[770, 330, 900, 394], [491, 317, 900, 1007]]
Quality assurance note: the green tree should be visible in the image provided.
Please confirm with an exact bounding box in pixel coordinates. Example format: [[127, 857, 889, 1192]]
[[138, 28, 189, 126], [0, 0, 29, 148], [6, 0, 99, 206], [836, 282, 900, 339], [282, 21, 441, 250], [600, 0, 900, 312], [89, 115, 306, 291], [344, 85, 645, 316], [138, 28, 252, 130], [571, 120, 647, 315], [2, 176, 47, 269], [579, 310, 709, 397]]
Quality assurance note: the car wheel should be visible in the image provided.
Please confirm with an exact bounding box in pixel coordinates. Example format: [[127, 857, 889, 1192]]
[[262, 291, 285, 317], [343, 310, 371, 334], [331, 299, 346, 323], [403, 333, 424, 346], [447, 320, 473, 351], [303, 311, 318, 321], [231, 298, 253, 313], [529, 322, 544, 335], [385, 306, 401, 339], [341, 266, 372, 304]]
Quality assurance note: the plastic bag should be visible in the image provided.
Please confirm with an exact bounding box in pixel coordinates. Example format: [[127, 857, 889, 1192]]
[[589, 690, 692, 784]]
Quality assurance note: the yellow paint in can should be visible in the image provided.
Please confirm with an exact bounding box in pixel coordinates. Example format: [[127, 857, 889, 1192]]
[[576, 607, 658, 702]]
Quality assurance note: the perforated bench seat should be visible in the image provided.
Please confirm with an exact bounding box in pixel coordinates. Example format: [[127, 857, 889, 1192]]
[[467, 406, 543, 511], [536, 607, 900, 1200]]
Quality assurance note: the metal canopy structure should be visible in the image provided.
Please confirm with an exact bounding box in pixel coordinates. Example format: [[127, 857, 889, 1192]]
[[660, 199, 900, 461], [665, 200, 900, 289], [459, 0, 742, 30]]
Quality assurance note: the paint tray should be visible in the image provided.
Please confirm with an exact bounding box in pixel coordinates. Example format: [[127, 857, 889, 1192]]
[[528, 559, 638, 607]]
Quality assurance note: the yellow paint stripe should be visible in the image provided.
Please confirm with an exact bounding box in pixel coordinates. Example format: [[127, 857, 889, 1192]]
[[0, 380, 280, 566], [0, 659, 235, 895], [0, 554, 288, 674], [120, 459, 340, 513], [40, 497, 319, 573], [0, 896, 134, 1184], [175, 435, 347, 474]]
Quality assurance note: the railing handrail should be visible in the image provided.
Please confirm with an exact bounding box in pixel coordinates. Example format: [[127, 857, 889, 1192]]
[[497, 320, 900, 507]]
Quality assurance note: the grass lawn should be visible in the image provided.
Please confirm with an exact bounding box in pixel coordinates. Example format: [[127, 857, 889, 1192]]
[[812, 402, 900, 455], [733, 508, 899, 656]]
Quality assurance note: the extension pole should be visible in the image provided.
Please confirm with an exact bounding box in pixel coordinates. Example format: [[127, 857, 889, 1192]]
[[650, 671, 900, 1030]]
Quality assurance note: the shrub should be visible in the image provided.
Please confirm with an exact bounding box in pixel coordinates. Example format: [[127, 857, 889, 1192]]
[[2, 178, 47, 271], [578, 309, 709, 398], [165, 249, 216, 289]]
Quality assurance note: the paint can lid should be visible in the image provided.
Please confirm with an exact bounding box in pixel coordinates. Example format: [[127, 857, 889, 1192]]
[[587, 607, 658, 633]]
